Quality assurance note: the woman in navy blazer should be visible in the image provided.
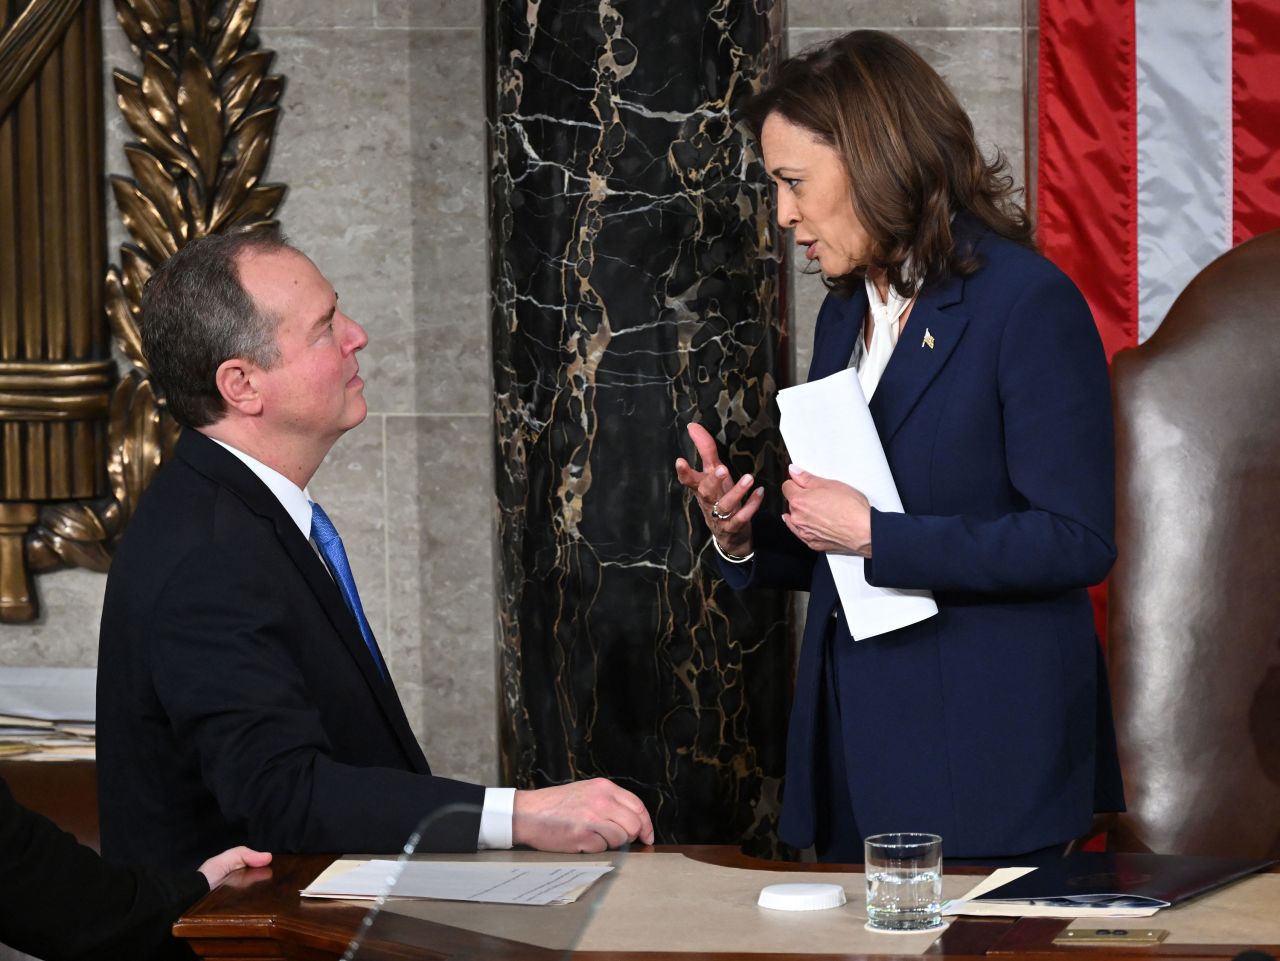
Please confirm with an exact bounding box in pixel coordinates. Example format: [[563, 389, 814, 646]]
[[676, 31, 1124, 860]]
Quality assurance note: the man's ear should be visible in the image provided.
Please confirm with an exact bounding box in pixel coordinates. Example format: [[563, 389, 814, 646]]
[[214, 358, 264, 416]]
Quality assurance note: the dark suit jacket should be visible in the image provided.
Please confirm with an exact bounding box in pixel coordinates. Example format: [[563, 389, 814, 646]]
[[726, 217, 1125, 858], [98, 429, 484, 871], [0, 776, 207, 961]]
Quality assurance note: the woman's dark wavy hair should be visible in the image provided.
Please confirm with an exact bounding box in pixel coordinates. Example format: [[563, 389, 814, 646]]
[[742, 30, 1035, 298]]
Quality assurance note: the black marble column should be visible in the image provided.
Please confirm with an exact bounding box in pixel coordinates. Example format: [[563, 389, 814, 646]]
[[487, 0, 791, 850]]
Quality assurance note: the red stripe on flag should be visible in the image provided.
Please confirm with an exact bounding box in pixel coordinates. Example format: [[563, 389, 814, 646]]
[[1038, 0, 1137, 646], [1232, 0, 1280, 245], [1037, 0, 1138, 363]]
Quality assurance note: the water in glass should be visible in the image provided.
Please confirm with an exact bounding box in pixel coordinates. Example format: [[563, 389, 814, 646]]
[[864, 868, 943, 931]]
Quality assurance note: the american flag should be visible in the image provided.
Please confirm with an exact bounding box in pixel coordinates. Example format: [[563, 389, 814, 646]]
[[1038, 0, 1280, 360]]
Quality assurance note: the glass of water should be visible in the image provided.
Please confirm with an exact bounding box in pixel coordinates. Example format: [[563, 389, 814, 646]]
[[863, 832, 944, 932]]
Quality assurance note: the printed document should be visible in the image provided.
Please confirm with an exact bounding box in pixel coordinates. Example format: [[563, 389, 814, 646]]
[[302, 859, 613, 906]]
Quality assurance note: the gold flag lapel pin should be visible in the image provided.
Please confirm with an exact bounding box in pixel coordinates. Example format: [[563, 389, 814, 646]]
[[922, 328, 935, 349]]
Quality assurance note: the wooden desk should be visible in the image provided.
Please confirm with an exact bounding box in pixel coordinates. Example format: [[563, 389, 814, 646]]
[[176, 847, 1280, 961], [0, 758, 98, 849]]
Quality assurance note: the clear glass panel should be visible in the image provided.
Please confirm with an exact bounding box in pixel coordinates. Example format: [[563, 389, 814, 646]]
[[335, 805, 628, 960]]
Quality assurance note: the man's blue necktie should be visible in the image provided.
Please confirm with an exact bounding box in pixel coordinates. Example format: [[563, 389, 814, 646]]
[[309, 501, 388, 681]]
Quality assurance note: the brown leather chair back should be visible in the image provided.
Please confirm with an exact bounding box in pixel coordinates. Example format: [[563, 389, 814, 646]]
[[1108, 228, 1280, 858]]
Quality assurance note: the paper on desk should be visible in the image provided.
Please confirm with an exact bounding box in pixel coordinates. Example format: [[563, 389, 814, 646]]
[[301, 859, 613, 906], [943, 868, 1159, 919], [776, 368, 937, 640]]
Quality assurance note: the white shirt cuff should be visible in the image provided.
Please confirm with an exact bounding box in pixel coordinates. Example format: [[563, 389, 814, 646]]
[[477, 787, 516, 849]]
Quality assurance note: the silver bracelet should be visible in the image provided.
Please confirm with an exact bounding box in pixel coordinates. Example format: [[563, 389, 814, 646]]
[[712, 537, 754, 564]]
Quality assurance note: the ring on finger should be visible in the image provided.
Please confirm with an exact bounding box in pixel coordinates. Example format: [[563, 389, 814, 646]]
[[710, 502, 734, 521]]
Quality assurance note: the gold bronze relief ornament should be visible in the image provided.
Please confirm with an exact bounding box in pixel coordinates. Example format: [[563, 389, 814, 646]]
[[0, 0, 285, 621]]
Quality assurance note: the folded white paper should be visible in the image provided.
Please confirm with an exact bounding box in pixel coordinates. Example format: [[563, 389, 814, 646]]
[[302, 859, 614, 906], [776, 368, 937, 640]]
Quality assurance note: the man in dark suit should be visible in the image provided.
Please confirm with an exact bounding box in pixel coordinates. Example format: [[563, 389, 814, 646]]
[[0, 776, 269, 961], [97, 231, 653, 872]]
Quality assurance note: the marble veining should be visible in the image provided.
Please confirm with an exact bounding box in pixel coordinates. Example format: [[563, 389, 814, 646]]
[[488, 0, 793, 850]]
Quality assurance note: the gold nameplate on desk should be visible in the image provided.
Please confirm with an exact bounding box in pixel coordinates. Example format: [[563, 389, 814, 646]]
[[1053, 928, 1169, 945]]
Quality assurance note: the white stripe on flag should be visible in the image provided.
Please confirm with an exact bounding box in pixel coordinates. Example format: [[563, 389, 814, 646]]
[[1135, 0, 1233, 341]]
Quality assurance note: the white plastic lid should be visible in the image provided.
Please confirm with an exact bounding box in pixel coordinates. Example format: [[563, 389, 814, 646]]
[[757, 882, 847, 911]]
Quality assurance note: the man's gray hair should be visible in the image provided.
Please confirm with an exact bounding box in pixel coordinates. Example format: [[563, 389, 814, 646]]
[[140, 230, 293, 428]]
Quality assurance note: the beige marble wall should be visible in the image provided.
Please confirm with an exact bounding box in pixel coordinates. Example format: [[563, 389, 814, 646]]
[[0, 0, 1033, 794], [254, 0, 495, 786]]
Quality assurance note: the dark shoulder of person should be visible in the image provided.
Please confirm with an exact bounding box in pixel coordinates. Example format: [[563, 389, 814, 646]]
[[0, 776, 207, 961]]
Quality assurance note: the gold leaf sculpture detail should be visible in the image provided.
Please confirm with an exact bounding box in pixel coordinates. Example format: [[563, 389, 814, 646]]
[[25, 0, 286, 570]]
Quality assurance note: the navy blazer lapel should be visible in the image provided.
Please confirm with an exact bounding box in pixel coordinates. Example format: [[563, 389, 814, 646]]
[[868, 272, 970, 444], [174, 430, 428, 769], [807, 288, 869, 381]]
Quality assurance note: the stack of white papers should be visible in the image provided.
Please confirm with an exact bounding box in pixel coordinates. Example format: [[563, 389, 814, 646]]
[[0, 666, 97, 760], [0, 722, 96, 760], [302, 860, 614, 906]]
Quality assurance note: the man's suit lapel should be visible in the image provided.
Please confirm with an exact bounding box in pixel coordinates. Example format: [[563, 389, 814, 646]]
[[174, 430, 430, 771], [868, 271, 970, 444]]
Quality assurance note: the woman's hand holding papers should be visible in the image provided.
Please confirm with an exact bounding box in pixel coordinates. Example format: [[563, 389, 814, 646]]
[[677, 423, 873, 559], [781, 466, 873, 557]]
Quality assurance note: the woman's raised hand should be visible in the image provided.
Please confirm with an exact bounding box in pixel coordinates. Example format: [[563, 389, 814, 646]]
[[674, 423, 764, 558]]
